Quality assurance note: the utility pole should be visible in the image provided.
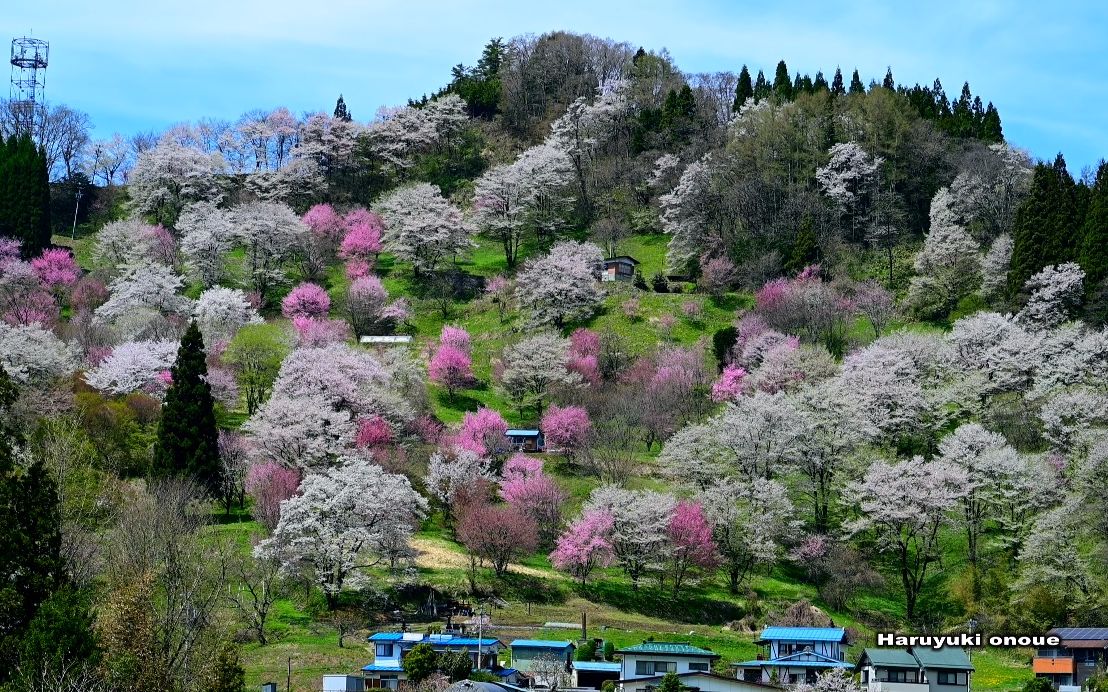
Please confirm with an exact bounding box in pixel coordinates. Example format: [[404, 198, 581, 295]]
[[70, 188, 82, 241]]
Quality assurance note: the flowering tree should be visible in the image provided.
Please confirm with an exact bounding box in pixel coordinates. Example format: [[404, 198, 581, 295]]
[[426, 448, 494, 510], [83, 340, 179, 395], [128, 140, 226, 226], [244, 461, 302, 531], [454, 407, 510, 459], [440, 325, 472, 353], [664, 500, 718, 593], [0, 260, 57, 326], [852, 280, 895, 338], [549, 509, 614, 583], [0, 322, 76, 384], [471, 142, 574, 267], [345, 275, 389, 336], [499, 333, 581, 416], [792, 670, 865, 692], [906, 188, 982, 318], [179, 201, 234, 287], [979, 234, 1013, 302], [374, 183, 472, 276], [93, 219, 174, 270], [94, 263, 191, 339], [457, 501, 539, 577], [567, 328, 602, 385], [541, 405, 592, 458], [1017, 262, 1085, 329], [815, 142, 883, 240], [710, 364, 747, 402], [192, 287, 262, 345], [844, 457, 967, 620], [700, 478, 798, 593], [232, 201, 308, 305], [363, 95, 468, 171], [515, 241, 603, 327], [355, 415, 394, 449], [281, 282, 331, 320], [584, 486, 676, 588], [243, 393, 356, 469], [269, 342, 407, 422], [255, 458, 427, 608], [302, 203, 346, 242], [31, 248, 80, 293], [499, 454, 567, 545], [698, 256, 737, 296], [428, 344, 473, 400]]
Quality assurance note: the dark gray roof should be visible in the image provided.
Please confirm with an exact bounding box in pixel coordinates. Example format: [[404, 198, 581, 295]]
[[444, 681, 528, 692], [1051, 628, 1108, 640]]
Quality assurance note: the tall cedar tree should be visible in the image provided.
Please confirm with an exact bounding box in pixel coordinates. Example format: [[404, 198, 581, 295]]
[[18, 586, 100, 672], [733, 65, 753, 111], [0, 135, 52, 256], [153, 322, 221, 492], [1009, 155, 1082, 295], [883, 67, 895, 90], [849, 69, 865, 94], [772, 60, 793, 100], [333, 95, 352, 122], [0, 365, 65, 681], [752, 70, 770, 102], [831, 67, 845, 96], [1080, 162, 1108, 284]]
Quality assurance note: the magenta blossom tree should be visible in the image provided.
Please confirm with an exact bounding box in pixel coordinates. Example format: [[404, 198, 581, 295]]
[[429, 344, 473, 400], [541, 404, 592, 458], [440, 325, 472, 353], [291, 316, 350, 347], [500, 454, 567, 546], [665, 500, 719, 593], [454, 407, 509, 458], [31, 248, 81, 292], [303, 203, 346, 241], [282, 282, 331, 320], [245, 461, 303, 531], [711, 364, 747, 403], [356, 415, 395, 449], [550, 509, 615, 584], [340, 211, 385, 261]]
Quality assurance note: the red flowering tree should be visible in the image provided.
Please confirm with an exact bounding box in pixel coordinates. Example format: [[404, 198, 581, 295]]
[[710, 364, 747, 403], [549, 509, 614, 584], [457, 501, 539, 578], [454, 407, 509, 458], [303, 203, 347, 241], [356, 415, 394, 449], [282, 282, 331, 320], [31, 248, 80, 293], [429, 344, 473, 401], [245, 461, 302, 531], [541, 404, 592, 459], [499, 454, 567, 546], [665, 500, 718, 593]]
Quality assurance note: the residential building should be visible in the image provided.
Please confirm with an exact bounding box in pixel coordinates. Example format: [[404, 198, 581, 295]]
[[732, 627, 851, 685], [505, 428, 544, 452], [444, 681, 530, 692], [855, 647, 973, 692], [359, 335, 414, 345], [510, 639, 576, 673], [573, 661, 622, 689], [618, 671, 779, 692], [602, 256, 640, 282], [1033, 628, 1108, 691], [324, 675, 367, 692], [617, 641, 720, 680], [362, 632, 507, 689]]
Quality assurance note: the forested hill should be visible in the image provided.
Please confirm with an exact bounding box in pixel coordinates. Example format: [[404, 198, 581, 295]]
[[1, 28, 1107, 692]]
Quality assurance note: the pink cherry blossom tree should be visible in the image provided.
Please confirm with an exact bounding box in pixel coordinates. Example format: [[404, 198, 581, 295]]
[[440, 325, 472, 353], [31, 248, 80, 293], [302, 203, 346, 242], [550, 509, 615, 584], [245, 461, 302, 531], [356, 415, 395, 449], [454, 407, 510, 459], [711, 364, 747, 402], [541, 404, 592, 459], [500, 454, 567, 546], [282, 282, 331, 320], [457, 501, 539, 578], [429, 344, 473, 401]]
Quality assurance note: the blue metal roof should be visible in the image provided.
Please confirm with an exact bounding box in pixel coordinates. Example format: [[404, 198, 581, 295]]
[[369, 632, 407, 641], [432, 637, 502, 647], [482, 668, 519, 678], [505, 429, 541, 436], [573, 662, 622, 672], [511, 639, 574, 649], [362, 664, 405, 672], [756, 627, 846, 643], [734, 660, 853, 669]]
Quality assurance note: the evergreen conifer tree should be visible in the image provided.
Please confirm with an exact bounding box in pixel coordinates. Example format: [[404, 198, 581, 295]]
[[813, 70, 829, 92], [333, 95, 352, 122], [0, 135, 52, 256], [733, 65, 753, 110], [1009, 155, 1081, 295], [849, 69, 865, 94], [883, 67, 895, 90], [831, 67, 845, 96], [753, 70, 770, 102], [153, 322, 221, 492], [981, 103, 1003, 142], [1079, 162, 1108, 284], [773, 60, 793, 100]]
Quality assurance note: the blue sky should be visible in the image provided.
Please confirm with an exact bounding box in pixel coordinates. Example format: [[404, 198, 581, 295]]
[[9, 0, 1107, 171]]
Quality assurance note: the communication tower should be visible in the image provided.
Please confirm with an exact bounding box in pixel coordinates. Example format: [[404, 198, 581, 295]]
[[9, 36, 49, 136]]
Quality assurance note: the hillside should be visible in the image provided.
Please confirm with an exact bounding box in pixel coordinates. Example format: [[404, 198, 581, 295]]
[[1, 27, 1106, 692]]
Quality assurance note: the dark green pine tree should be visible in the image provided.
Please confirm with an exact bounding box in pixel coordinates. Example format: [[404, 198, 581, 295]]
[[882, 67, 895, 90], [0, 135, 52, 256], [849, 69, 865, 94], [772, 60, 793, 100], [18, 586, 100, 673], [333, 94, 352, 122], [1079, 162, 1108, 284], [1009, 155, 1081, 295], [831, 67, 845, 96], [153, 322, 221, 492], [753, 69, 770, 102], [813, 70, 829, 92], [733, 65, 753, 111], [981, 103, 1003, 142]]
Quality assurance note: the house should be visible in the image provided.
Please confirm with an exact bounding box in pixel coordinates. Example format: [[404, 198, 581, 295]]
[[323, 675, 367, 692], [618, 671, 780, 692], [444, 681, 530, 692], [1033, 628, 1108, 691], [855, 647, 973, 692], [510, 639, 576, 673], [602, 256, 640, 282], [362, 632, 508, 689], [505, 429, 544, 452], [360, 335, 414, 346], [617, 641, 720, 681], [573, 661, 622, 689], [731, 627, 852, 685]]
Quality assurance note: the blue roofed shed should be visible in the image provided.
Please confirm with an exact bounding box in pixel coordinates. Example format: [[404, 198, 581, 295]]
[[510, 640, 574, 673], [505, 429, 544, 452]]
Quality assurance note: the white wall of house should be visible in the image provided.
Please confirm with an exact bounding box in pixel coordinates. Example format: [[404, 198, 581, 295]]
[[620, 673, 769, 692], [620, 654, 713, 680]]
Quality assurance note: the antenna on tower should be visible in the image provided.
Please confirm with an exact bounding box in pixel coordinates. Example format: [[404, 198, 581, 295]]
[[9, 36, 49, 138]]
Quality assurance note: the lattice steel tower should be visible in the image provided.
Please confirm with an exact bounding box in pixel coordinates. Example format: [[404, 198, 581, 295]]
[[10, 36, 49, 137]]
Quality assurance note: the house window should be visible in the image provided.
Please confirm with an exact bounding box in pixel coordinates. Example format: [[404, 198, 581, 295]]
[[688, 662, 709, 672], [937, 671, 967, 686], [742, 669, 761, 683], [375, 643, 394, 657], [636, 661, 676, 675], [880, 669, 911, 683]]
